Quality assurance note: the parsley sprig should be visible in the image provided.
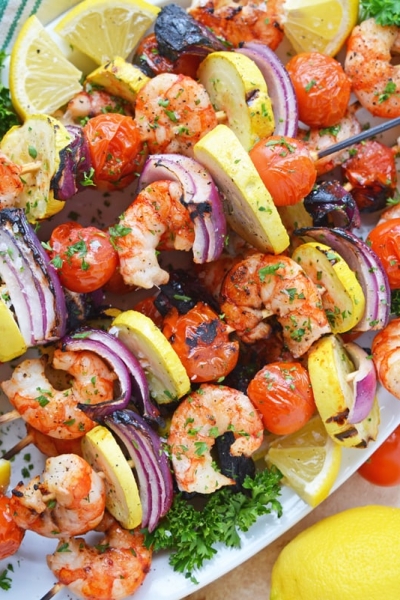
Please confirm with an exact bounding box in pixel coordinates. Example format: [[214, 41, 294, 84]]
[[144, 467, 283, 582], [360, 0, 400, 25]]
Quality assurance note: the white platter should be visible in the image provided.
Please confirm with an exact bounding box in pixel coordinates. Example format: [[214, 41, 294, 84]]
[[1, 2, 400, 600]]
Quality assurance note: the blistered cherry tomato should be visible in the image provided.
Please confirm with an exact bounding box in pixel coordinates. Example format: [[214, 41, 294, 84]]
[[249, 135, 317, 206], [83, 113, 145, 191], [134, 33, 202, 79], [286, 52, 351, 128], [358, 425, 400, 486], [133, 295, 164, 329], [247, 362, 316, 435], [0, 495, 25, 560], [342, 140, 397, 212], [367, 218, 400, 289], [162, 302, 239, 383], [49, 222, 118, 293]]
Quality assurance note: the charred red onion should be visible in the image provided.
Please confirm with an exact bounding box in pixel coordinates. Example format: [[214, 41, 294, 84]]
[[344, 342, 377, 424], [51, 125, 92, 201], [237, 41, 298, 138], [138, 154, 226, 263], [295, 226, 390, 331], [0, 208, 66, 347], [62, 328, 161, 423], [105, 409, 173, 532], [303, 180, 361, 230]]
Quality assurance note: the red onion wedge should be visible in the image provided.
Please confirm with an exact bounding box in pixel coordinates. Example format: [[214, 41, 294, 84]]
[[344, 342, 377, 424], [105, 409, 174, 532], [61, 333, 132, 419], [63, 328, 161, 424], [0, 208, 66, 347], [236, 42, 298, 138], [51, 124, 92, 201], [138, 154, 226, 263], [294, 226, 390, 332]]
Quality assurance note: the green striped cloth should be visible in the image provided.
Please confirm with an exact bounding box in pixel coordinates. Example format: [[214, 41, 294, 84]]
[[0, 0, 82, 51]]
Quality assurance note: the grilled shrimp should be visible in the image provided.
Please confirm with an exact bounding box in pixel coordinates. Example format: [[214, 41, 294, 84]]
[[1, 349, 117, 439], [168, 383, 264, 493], [135, 73, 218, 157], [298, 104, 362, 175], [0, 152, 24, 209], [188, 0, 284, 50], [60, 90, 134, 125], [344, 18, 400, 118], [47, 512, 152, 600], [116, 180, 195, 289], [220, 253, 331, 357], [372, 318, 400, 400], [10, 454, 106, 538]]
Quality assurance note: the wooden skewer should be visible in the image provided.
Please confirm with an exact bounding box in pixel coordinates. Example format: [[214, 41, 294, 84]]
[[20, 160, 42, 174], [2, 431, 34, 460], [0, 408, 20, 425], [40, 582, 64, 600]]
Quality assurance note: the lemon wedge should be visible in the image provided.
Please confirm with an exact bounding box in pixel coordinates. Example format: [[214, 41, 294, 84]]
[[292, 241, 365, 333], [194, 124, 289, 255], [282, 0, 359, 57], [109, 310, 190, 404], [82, 425, 142, 529], [308, 334, 380, 448], [0, 114, 71, 222], [55, 0, 160, 65], [197, 51, 274, 151], [85, 56, 150, 103], [266, 414, 342, 507], [9, 15, 82, 120], [0, 299, 27, 362]]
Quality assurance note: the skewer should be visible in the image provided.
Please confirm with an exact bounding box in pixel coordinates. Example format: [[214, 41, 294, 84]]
[[0, 408, 20, 425], [2, 432, 33, 460], [316, 115, 400, 159], [40, 582, 64, 600], [20, 160, 42, 174]]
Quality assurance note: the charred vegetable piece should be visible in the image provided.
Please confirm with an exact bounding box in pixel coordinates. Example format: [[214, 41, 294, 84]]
[[216, 431, 256, 493], [155, 268, 220, 316], [154, 3, 225, 62], [303, 180, 360, 229]]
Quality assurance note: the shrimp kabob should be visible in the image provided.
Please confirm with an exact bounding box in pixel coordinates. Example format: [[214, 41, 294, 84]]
[[1, 4, 400, 600]]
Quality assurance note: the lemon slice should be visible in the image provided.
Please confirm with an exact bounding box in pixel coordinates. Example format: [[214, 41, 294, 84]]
[[109, 310, 190, 404], [82, 425, 142, 529], [0, 299, 27, 362], [9, 15, 82, 120], [197, 51, 274, 151], [308, 334, 380, 448], [194, 124, 289, 255], [282, 0, 359, 56], [292, 242, 365, 333], [0, 114, 71, 222], [55, 0, 160, 65], [266, 415, 342, 507], [85, 56, 150, 103], [0, 459, 11, 494]]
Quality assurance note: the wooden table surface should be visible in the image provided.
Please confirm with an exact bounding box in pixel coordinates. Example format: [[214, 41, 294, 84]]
[[182, 473, 400, 600]]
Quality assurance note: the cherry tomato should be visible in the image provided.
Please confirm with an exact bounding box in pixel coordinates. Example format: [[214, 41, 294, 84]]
[[133, 295, 164, 329], [342, 140, 397, 212], [0, 495, 25, 560], [49, 222, 118, 293], [162, 302, 239, 383], [358, 425, 400, 486], [247, 362, 316, 435], [249, 135, 317, 206], [83, 113, 145, 191], [286, 52, 351, 128], [134, 33, 202, 79], [367, 218, 400, 289]]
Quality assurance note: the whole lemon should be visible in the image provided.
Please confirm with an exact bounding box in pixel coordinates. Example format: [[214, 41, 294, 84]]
[[270, 505, 400, 600]]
